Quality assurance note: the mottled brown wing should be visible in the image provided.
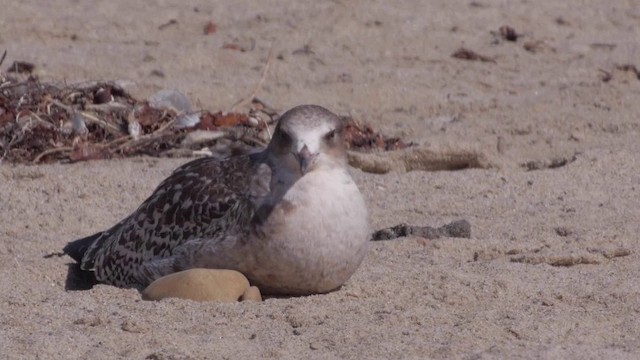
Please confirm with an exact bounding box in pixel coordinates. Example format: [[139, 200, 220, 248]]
[[79, 153, 268, 287]]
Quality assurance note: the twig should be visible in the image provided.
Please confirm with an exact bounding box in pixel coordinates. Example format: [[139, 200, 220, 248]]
[[49, 99, 121, 133], [51, 100, 120, 133], [0, 50, 7, 67], [16, 111, 55, 130], [229, 44, 274, 111], [79, 111, 121, 133], [0, 140, 7, 163], [84, 102, 129, 111], [32, 146, 74, 164], [116, 118, 176, 151], [100, 135, 133, 149], [263, 118, 272, 141]]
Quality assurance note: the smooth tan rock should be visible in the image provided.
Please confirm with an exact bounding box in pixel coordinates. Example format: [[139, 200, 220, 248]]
[[142, 269, 250, 302], [241, 286, 263, 302]]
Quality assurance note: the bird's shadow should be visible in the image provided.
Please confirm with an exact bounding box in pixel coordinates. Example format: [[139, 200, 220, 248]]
[[64, 263, 98, 291]]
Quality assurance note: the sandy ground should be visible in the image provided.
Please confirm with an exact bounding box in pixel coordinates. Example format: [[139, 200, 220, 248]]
[[2, 0, 640, 358]]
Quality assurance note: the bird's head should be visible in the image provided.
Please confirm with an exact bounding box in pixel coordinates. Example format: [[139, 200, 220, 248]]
[[268, 105, 346, 174]]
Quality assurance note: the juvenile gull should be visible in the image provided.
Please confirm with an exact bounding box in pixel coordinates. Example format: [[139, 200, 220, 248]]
[[64, 105, 371, 295]]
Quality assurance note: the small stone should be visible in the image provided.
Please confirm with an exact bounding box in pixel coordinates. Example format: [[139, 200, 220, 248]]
[[439, 219, 472, 238], [142, 269, 250, 302], [554, 226, 572, 237], [94, 88, 113, 104], [241, 286, 263, 302], [499, 25, 519, 41], [150, 69, 165, 78], [121, 319, 146, 333]]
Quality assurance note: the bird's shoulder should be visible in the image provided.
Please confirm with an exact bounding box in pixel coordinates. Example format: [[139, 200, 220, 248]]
[[138, 152, 272, 224]]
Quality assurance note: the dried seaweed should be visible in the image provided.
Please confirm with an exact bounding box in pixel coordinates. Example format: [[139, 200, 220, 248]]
[[0, 73, 266, 164], [0, 70, 407, 164], [342, 117, 411, 151]]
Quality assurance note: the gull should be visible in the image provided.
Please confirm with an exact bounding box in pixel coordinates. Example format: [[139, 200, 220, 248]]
[[64, 105, 371, 295]]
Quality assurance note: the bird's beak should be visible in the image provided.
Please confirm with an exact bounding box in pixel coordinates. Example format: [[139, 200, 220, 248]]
[[294, 143, 318, 174]]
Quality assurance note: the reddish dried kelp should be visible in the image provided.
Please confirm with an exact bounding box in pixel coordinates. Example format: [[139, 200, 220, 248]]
[[0, 70, 410, 164]]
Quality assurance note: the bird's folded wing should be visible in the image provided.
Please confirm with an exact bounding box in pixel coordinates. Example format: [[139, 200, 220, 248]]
[[78, 155, 271, 284]]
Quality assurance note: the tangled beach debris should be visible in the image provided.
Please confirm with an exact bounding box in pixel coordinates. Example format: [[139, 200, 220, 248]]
[[0, 61, 410, 165], [1, 58, 500, 174]]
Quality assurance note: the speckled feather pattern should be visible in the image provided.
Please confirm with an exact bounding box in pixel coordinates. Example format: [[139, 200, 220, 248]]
[[69, 105, 371, 295], [81, 154, 265, 287]]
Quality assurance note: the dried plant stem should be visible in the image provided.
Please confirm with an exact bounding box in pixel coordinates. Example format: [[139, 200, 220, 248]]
[[117, 118, 176, 151], [0, 50, 7, 67], [32, 146, 74, 164], [229, 44, 274, 112], [49, 99, 121, 134], [79, 111, 121, 133]]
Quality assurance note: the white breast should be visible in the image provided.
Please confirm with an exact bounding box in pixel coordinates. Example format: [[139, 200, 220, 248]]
[[249, 168, 371, 294]]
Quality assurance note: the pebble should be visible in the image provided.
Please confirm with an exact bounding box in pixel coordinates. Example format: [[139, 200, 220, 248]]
[[142, 269, 251, 302], [241, 286, 262, 302]]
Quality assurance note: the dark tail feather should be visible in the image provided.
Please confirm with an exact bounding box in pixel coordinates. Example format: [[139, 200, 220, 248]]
[[63, 232, 102, 263]]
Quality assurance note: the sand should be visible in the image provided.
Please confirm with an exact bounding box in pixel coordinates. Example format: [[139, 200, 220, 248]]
[[1, 0, 640, 358]]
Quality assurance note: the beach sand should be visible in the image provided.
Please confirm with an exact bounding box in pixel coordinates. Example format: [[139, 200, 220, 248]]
[[1, 0, 639, 358]]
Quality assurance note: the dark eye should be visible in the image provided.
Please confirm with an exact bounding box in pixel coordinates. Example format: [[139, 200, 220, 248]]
[[324, 129, 336, 142], [279, 130, 292, 147]]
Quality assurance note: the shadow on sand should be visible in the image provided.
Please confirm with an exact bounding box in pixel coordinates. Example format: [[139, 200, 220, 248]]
[[64, 263, 98, 291]]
